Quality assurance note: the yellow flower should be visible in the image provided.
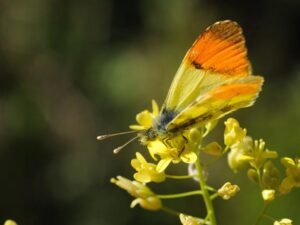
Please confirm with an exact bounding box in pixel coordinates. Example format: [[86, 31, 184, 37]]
[[129, 100, 159, 131], [131, 152, 166, 183], [279, 157, 300, 194], [4, 220, 18, 225], [224, 118, 247, 147], [228, 137, 278, 171], [111, 176, 162, 210], [246, 139, 278, 169], [147, 137, 198, 173], [274, 218, 293, 225], [217, 182, 240, 200], [179, 214, 204, 225], [228, 136, 253, 172], [261, 189, 275, 202]]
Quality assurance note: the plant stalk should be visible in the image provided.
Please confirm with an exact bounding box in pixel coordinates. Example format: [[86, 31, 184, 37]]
[[195, 157, 217, 225], [157, 190, 203, 199]]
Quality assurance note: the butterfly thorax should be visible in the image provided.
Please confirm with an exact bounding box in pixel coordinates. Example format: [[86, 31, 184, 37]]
[[141, 109, 179, 142]]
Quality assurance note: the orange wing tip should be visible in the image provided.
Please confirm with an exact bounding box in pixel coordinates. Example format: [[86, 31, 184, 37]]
[[186, 20, 250, 76]]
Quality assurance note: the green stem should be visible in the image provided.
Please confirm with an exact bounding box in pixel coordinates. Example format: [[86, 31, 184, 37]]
[[222, 145, 230, 154], [166, 174, 216, 192], [206, 186, 217, 192], [263, 213, 275, 222], [253, 203, 269, 225], [210, 193, 219, 200], [256, 168, 263, 189], [195, 157, 217, 225], [161, 207, 180, 216], [157, 190, 203, 199], [166, 174, 197, 179]]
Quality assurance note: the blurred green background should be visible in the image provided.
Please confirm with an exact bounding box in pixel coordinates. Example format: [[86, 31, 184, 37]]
[[0, 0, 300, 225]]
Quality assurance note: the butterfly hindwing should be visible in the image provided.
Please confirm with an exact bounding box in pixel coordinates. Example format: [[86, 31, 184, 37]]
[[166, 76, 264, 131]]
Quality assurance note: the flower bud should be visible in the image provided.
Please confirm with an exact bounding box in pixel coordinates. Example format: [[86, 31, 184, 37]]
[[262, 189, 275, 202], [203, 142, 222, 156], [179, 214, 204, 225], [224, 118, 247, 147], [131, 196, 162, 211], [188, 128, 202, 143], [262, 161, 280, 189], [274, 218, 293, 225], [218, 182, 240, 200], [111, 176, 162, 211], [247, 168, 259, 183], [227, 136, 253, 172], [279, 177, 295, 195], [4, 221, 18, 225]]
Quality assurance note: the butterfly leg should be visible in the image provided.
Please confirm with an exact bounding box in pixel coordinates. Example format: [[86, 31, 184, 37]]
[[178, 135, 188, 156], [162, 134, 188, 158]]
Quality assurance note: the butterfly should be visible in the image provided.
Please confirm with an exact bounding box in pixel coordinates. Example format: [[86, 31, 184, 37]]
[[98, 20, 264, 152], [145, 20, 263, 139]]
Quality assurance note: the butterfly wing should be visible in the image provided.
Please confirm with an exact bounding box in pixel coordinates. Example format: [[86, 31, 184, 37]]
[[163, 20, 252, 112], [160, 20, 263, 131], [166, 76, 263, 131]]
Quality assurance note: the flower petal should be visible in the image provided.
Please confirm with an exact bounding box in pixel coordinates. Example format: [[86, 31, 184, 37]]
[[181, 151, 198, 163], [134, 171, 151, 183], [131, 159, 141, 170], [152, 100, 159, 116], [156, 158, 172, 173], [136, 110, 153, 128]]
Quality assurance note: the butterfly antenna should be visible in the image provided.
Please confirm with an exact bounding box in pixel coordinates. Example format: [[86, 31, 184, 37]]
[[113, 136, 139, 154], [97, 130, 137, 141]]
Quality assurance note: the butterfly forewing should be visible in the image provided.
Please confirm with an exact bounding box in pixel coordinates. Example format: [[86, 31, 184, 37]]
[[163, 20, 252, 113], [159, 20, 263, 132], [187, 20, 250, 76]]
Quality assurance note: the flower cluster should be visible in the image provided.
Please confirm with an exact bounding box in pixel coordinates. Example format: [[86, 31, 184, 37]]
[[110, 101, 298, 225], [225, 118, 278, 173], [223, 117, 300, 224]]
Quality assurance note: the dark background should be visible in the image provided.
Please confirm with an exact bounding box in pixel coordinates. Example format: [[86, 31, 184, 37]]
[[0, 0, 300, 225]]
